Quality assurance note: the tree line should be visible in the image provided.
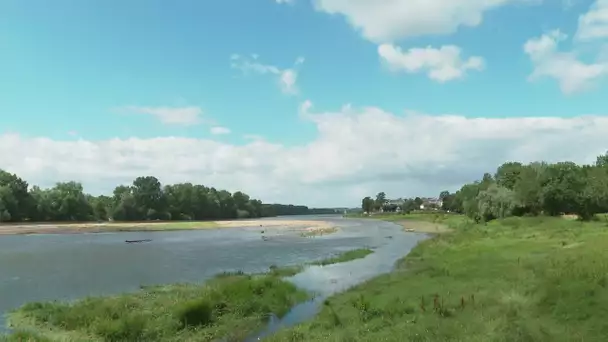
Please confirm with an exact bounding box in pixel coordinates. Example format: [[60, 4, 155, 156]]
[[261, 204, 338, 216], [0, 170, 327, 222], [363, 152, 608, 222], [361, 192, 437, 213]]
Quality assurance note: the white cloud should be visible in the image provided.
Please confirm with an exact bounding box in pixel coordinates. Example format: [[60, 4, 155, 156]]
[[575, 0, 608, 41], [2, 103, 608, 207], [122, 106, 202, 125], [231, 54, 304, 95], [524, 1, 608, 94], [210, 126, 231, 135], [276, 0, 294, 4], [299, 99, 313, 115], [313, 0, 537, 43], [524, 29, 608, 94], [378, 44, 484, 82]]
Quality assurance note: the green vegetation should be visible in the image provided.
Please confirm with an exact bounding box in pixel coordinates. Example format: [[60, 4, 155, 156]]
[[268, 264, 305, 277], [311, 248, 374, 266], [0, 170, 337, 226], [269, 153, 608, 340], [5, 273, 310, 342], [0, 331, 52, 342], [267, 215, 608, 341], [363, 152, 608, 223], [266, 204, 340, 216]]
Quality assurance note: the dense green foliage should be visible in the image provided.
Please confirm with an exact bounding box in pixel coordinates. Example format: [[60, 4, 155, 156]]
[[440, 153, 608, 221], [261, 204, 339, 217], [267, 214, 608, 341], [363, 152, 608, 222], [7, 273, 309, 342], [362, 192, 425, 213], [0, 170, 329, 223]]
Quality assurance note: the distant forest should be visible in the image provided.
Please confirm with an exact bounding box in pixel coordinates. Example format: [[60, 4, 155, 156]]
[[0, 170, 336, 222], [263, 204, 339, 216]]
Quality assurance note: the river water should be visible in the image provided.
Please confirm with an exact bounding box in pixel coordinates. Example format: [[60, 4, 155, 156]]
[[0, 215, 427, 334]]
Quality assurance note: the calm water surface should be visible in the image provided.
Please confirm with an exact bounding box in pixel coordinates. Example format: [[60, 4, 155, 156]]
[[0, 216, 427, 332]]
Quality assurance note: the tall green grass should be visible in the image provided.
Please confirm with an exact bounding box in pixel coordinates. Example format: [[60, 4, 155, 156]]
[[267, 215, 608, 341], [6, 274, 309, 342], [310, 248, 374, 266]]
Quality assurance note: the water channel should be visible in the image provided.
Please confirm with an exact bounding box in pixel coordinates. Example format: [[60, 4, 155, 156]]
[[0, 215, 428, 336]]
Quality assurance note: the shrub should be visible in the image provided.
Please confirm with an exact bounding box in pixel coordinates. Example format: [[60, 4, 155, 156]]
[[175, 298, 214, 328]]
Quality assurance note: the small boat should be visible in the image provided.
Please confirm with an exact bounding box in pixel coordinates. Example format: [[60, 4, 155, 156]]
[[125, 239, 152, 244]]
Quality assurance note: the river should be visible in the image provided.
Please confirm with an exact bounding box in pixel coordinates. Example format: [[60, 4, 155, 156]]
[[0, 215, 427, 334]]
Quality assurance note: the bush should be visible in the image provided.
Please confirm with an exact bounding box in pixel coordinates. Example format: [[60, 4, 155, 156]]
[[175, 298, 214, 328]]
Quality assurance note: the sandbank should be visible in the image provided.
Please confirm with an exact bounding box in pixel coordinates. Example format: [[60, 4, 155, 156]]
[[0, 219, 336, 236]]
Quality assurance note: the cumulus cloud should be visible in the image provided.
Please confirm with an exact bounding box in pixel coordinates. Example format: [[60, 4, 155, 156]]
[[1, 103, 607, 207], [575, 0, 608, 41], [378, 44, 484, 82], [210, 126, 231, 135], [524, 1, 608, 94], [275, 0, 294, 4], [524, 29, 608, 94], [121, 106, 203, 125], [313, 0, 537, 43], [231, 54, 304, 95]]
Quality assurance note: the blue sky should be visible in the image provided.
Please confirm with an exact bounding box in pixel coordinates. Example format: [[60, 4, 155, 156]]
[[1, 0, 608, 206]]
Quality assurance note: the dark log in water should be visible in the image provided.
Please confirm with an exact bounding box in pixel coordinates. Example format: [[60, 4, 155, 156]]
[[125, 239, 152, 244]]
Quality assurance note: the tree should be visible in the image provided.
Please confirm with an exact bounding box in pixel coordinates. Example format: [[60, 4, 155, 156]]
[[0, 170, 32, 221], [402, 198, 418, 213], [539, 162, 584, 216], [375, 192, 386, 210], [495, 162, 523, 190], [476, 184, 519, 222], [596, 151, 608, 167], [132, 176, 168, 220], [361, 197, 374, 213], [439, 191, 457, 211], [362, 152, 608, 222]]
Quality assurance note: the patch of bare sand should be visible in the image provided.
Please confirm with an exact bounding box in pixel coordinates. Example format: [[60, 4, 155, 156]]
[[397, 220, 451, 234], [215, 219, 337, 235], [0, 221, 209, 235], [0, 219, 337, 236]]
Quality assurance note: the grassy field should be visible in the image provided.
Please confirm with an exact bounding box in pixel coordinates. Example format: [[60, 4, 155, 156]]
[[310, 248, 374, 266], [266, 214, 608, 341]]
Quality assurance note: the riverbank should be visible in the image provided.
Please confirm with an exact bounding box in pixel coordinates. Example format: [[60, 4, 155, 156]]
[[2, 248, 376, 341], [0, 219, 336, 236], [266, 214, 608, 341], [347, 212, 453, 234]]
